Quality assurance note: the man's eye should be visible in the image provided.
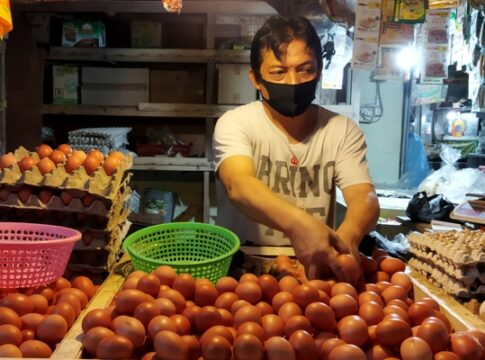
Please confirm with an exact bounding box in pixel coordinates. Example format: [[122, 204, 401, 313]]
[[270, 70, 285, 75]]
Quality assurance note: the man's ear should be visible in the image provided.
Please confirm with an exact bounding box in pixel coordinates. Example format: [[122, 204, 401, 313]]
[[249, 68, 260, 91]]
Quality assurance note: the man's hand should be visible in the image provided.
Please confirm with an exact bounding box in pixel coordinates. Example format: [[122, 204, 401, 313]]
[[287, 215, 353, 282]]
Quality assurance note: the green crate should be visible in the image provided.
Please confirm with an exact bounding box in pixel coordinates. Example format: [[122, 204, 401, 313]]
[[123, 222, 240, 283]]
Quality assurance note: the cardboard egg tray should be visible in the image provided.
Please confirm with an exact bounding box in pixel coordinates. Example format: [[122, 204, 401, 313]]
[[0, 146, 132, 200], [0, 182, 131, 217], [407, 230, 485, 299]]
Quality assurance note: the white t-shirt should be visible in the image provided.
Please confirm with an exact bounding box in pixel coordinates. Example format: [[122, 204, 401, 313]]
[[213, 101, 373, 246]]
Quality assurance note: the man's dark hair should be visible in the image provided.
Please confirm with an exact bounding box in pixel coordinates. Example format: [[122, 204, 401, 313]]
[[250, 15, 323, 81]]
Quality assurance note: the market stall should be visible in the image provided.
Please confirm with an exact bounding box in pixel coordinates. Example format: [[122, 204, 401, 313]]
[[0, 0, 482, 359]]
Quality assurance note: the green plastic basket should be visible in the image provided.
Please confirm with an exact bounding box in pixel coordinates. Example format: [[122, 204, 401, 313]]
[[123, 222, 240, 283]]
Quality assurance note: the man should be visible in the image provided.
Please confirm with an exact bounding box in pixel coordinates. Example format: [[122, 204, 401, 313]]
[[213, 15, 379, 281]]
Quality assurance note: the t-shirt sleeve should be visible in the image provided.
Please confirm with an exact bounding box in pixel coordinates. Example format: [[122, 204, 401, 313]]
[[334, 117, 374, 189], [213, 108, 253, 172]]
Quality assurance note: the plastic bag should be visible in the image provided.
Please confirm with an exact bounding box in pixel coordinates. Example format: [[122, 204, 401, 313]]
[[419, 144, 485, 203], [400, 132, 430, 188], [369, 231, 410, 260], [405, 191, 454, 223]]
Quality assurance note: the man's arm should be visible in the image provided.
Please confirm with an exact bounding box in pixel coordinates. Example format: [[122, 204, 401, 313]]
[[218, 155, 351, 281], [336, 183, 380, 259]]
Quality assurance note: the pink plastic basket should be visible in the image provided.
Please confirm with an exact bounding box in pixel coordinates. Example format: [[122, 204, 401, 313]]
[[0, 222, 81, 289]]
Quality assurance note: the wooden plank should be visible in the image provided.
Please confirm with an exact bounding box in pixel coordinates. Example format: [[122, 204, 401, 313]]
[[240, 246, 296, 257], [43, 103, 236, 118], [51, 258, 129, 359], [411, 270, 485, 332], [12, 0, 277, 15], [132, 156, 213, 171], [46, 47, 250, 64]]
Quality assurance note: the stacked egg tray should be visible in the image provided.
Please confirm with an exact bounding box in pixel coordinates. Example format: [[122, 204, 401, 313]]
[[408, 229, 485, 299], [68, 127, 131, 155], [0, 146, 134, 278]]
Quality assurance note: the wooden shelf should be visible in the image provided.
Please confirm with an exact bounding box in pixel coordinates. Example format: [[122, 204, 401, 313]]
[[12, 0, 277, 15], [46, 47, 250, 64], [132, 156, 213, 171], [43, 103, 236, 118]]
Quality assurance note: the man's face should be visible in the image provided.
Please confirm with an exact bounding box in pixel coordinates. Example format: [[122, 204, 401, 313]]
[[250, 38, 319, 97]]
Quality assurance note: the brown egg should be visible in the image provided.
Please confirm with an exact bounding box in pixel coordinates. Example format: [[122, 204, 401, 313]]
[[379, 257, 405, 276], [387, 299, 409, 311], [216, 276, 239, 294], [234, 305, 261, 328], [29, 294, 48, 314], [19, 340, 52, 358], [37, 314, 68, 344], [265, 336, 296, 360], [112, 315, 146, 348], [271, 291, 294, 313], [366, 344, 396, 360], [171, 314, 191, 336], [51, 302, 76, 328], [181, 304, 201, 332], [416, 317, 449, 353], [279, 276, 300, 293], [194, 283, 219, 307], [0, 153, 17, 169], [196, 306, 224, 333], [390, 272, 413, 293], [420, 297, 440, 311], [238, 321, 266, 339], [383, 304, 411, 323], [0, 344, 22, 358], [181, 334, 201, 360], [233, 333, 264, 360], [137, 274, 161, 298], [331, 282, 358, 299], [337, 315, 368, 347], [173, 274, 196, 300], [255, 301, 273, 316], [336, 254, 361, 285], [201, 334, 232, 360], [284, 315, 313, 338], [200, 325, 235, 346], [0, 324, 22, 346], [96, 334, 134, 359], [261, 314, 285, 338], [408, 301, 435, 326], [147, 315, 176, 339], [159, 288, 186, 313], [134, 301, 161, 327], [375, 317, 412, 347], [153, 331, 188, 360], [231, 300, 252, 315], [21, 329, 35, 342], [83, 326, 115, 355], [235, 281, 263, 305], [20, 313, 44, 332], [115, 289, 148, 315], [258, 274, 280, 301], [305, 301, 336, 332], [360, 253, 378, 275], [329, 294, 359, 319], [328, 344, 366, 360], [153, 265, 177, 287], [278, 302, 302, 322], [358, 301, 384, 326], [434, 351, 462, 360], [450, 332, 484, 360], [289, 330, 318, 360], [381, 285, 407, 304], [307, 279, 332, 295], [1, 293, 34, 316], [219, 308, 234, 326], [0, 307, 22, 328], [292, 284, 320, 308], [239, 273, 259, 283], [319, 338, 346, 360], [56, 287, 89, 309], [358, 291, 384, 307], [155, 298, 177, 317], [400, 336, 433, 360]]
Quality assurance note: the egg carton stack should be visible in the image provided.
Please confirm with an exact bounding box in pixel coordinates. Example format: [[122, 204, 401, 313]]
[[68, 127, 131, 154], [407, 229, 485, 299], [0, 146, 134, 280]]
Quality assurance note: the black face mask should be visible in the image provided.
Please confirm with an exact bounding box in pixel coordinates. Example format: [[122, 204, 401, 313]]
[[259, 78, 318, 117]]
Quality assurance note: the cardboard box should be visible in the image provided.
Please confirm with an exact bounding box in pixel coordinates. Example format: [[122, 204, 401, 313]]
[[131, 21, 162, 48], [81, 67, 149, 106], [217, 63, 256, 104], [53, 65, 79, 105], [62, 20, 106, 48], [150, 70, 205, 103]]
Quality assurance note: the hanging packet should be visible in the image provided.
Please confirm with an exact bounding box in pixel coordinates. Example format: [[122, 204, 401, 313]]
[[0, 0, 12, 39], [394, 0, 427, 23]]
